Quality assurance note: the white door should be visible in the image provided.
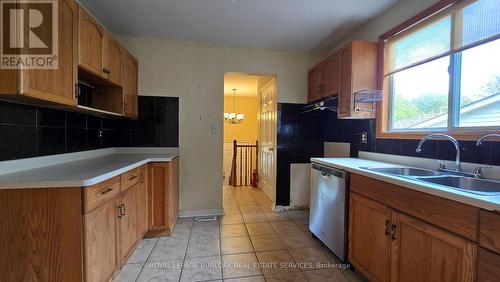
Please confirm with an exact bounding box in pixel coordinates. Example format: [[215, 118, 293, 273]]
[[259, 79, 277, 203]]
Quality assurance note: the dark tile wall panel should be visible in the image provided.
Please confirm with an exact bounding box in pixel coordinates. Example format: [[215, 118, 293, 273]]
[[276, 102, 499, 206], [0, 96, 179, 161]]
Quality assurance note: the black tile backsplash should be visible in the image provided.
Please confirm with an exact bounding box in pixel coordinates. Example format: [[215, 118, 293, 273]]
[[0, 96, 179, 161], [276, 101, 500, 206]]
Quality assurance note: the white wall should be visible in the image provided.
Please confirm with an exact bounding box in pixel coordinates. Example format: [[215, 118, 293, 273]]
[[117, 35, 322, 214], [328, 0, 437, 52]]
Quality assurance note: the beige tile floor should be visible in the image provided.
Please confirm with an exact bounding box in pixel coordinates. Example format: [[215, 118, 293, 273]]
[[114, 186, 363, 282]]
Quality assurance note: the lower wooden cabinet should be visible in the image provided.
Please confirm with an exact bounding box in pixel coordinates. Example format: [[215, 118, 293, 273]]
[[83, 198, 119, 282], [349, 192, 476, 282], [349, 193, 391, 282], [391, 212, 476, 282], [148, 158, 179, 236], [118, 184, 139, 263], [137, 165, 149, 237]]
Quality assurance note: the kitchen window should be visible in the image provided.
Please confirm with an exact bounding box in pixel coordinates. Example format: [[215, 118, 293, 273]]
[[379, 0, 500, 138]]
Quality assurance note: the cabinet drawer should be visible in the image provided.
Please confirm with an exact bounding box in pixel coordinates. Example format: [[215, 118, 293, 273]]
[[83, 176, 120, 213], [480, 210, 500, 253], [121, 167, 141, 192]]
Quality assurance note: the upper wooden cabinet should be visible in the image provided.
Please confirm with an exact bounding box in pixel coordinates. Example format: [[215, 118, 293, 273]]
[[123, 50, 139, 117], [338, 41, 378, 119], [308, 64, 323, 102], [307, 40, 377, 119], [104, 33, 124, 86], [322, 52, 341, 97], [78, 7, 105, 78], [0, 0, 78, 106]]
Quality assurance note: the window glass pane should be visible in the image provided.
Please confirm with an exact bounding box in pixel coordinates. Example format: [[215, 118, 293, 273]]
[[457, 0, 500, 49], [387, 16, 451, 72], [458, 39, 500, 127], [390, 57, 450, 129]]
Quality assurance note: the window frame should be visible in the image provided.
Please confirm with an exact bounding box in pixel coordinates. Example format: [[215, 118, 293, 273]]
[[377, 0, 500, 140]]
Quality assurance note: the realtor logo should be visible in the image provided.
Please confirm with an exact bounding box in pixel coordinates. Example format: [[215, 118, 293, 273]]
[[0, 0, 58, 69]]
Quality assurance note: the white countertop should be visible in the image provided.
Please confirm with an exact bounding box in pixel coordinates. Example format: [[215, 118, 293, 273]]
[[0, 148, 178, 189], [311, 157, 500, 212]]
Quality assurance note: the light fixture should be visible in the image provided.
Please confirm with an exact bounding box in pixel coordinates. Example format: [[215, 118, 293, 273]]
[[224, 88, 244, 124]]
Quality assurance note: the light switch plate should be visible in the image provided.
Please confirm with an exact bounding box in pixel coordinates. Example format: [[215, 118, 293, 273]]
[[212, 123, 220, 134]]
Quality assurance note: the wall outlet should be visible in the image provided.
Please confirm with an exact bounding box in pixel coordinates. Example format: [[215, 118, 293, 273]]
[[360, 132, 368, 144]]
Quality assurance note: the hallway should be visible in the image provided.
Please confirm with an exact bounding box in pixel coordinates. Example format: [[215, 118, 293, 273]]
[[114, 187, 361, 281]]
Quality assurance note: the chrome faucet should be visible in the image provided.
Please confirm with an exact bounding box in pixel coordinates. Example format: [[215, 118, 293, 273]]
[[476, 133, 500, 146], [416, 134, 462, 172]]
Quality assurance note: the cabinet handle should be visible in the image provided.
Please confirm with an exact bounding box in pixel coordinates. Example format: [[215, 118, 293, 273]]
[[128, 175, 139, 181], [100, 187, 113, 195], [384, 220, 390, 236], [74, 83, 80, 99], [117, 205, 122, 219], [120, 204, 126, 216], [140, 172, 144, 184], [390, 224, 397, 240]]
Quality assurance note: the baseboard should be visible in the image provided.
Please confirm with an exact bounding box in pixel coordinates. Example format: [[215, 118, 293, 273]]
[[179, 208, 224, 218]]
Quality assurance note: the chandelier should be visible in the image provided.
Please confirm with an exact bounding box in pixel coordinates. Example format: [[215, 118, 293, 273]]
[[224, 88, 244, 124]]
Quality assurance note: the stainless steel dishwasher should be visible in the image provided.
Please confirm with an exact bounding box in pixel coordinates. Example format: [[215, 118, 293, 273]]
[[309, 162, 348, 261]]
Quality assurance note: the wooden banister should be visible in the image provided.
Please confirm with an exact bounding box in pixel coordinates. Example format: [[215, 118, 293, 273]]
[[229, 140, 258, 187]]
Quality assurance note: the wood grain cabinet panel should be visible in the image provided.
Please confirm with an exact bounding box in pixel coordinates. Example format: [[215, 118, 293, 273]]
[[0, 0, 78, 106], [477, 247, 500, 282], [83, 175, 120, 213], [78, 7, 105, 77], [123, 50, 139, 117], [0, 188, 83, 282], [307, 64, 323, 102], [338, 41, 378, 119], [83, 197, 119, 282], [349, 193, 392, 282], [321, 52, 341, 97], [391, 212, 476, 282], [479, 210, 500, 253], [104, 34, 124, 86], [147, 159, 179, 236], [137, 165, 149, 237], [350, 174, 479, 241], [118, 184, 139, 264]]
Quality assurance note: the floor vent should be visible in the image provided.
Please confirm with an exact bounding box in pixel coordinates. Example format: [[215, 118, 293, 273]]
[[195, 216, 217, 222]]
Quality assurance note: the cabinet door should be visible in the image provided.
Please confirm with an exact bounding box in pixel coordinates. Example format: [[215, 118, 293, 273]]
[[322, 52, 340, 97], [123, 52, 138, 117], [308, 65, 322, 102], [148, 163, 169, 230], [119, 184, 138, 263], [391, 212, 476, 282], [137, 165, 149, 237], [84, 198, 118, 282], [168, 158, 179, 230], [105, 34, 123, 86], [338, 45, 352, 118], [78, 7, 105, 77], [23, 0, 78, 106], [349, 193, 391, 282]]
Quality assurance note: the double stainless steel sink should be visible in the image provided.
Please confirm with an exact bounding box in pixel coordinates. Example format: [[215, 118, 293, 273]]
[[361, 166, 500, 196]]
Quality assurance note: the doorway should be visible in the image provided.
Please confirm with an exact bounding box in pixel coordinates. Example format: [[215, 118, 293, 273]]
[[223, 73, 276, 206]]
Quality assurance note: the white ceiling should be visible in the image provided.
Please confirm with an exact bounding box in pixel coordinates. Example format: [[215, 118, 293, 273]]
[[224, 74, 260, 97], [78, 0, 398, 51]]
